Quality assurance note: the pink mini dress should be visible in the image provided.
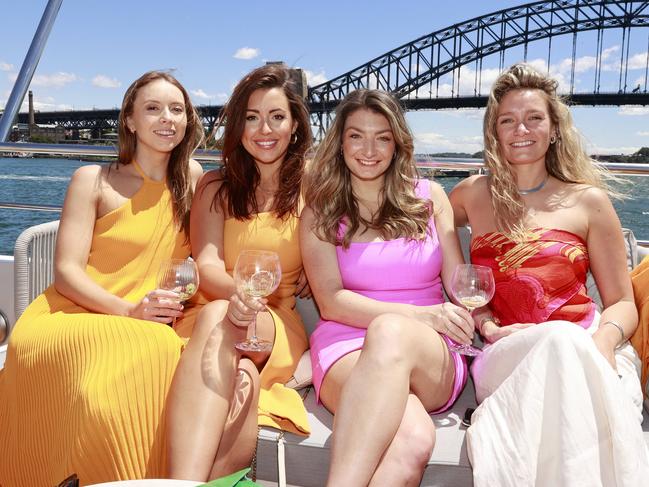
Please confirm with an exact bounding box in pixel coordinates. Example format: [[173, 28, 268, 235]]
[[309, 180, 468, 413]]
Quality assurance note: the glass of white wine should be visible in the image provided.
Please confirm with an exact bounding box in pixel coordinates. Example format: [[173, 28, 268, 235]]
[[449, 264, 495, 356], [157, 259, 199, 325], [233, 250, 282, 353]]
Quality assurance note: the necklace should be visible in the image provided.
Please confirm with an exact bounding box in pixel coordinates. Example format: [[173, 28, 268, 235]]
[[518, 174, 549, 195]]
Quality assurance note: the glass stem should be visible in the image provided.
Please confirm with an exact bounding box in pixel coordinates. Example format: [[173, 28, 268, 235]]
[[249, 310, 259, 343]]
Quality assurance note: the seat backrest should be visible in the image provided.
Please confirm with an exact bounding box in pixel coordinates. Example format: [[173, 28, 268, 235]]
[[13, 220, 60, 324]]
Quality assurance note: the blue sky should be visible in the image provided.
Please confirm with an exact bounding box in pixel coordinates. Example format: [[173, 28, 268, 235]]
[[1, 0, 648, 155]]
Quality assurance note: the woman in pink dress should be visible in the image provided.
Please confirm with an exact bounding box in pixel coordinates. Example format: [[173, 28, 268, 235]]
[[300, 89, 472, 486], [450, 63, 649, 486]]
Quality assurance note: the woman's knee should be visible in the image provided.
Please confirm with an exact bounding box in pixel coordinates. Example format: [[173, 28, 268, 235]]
[[363, 314, 415, 365], [391, 418, 435, 475], [540, 321, 589, 354], [193, 300, 233, 338]]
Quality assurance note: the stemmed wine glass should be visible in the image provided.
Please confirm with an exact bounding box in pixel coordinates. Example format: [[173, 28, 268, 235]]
[[157, 258, 199, 325], [449, 264, 495, 356], [233, 250, 282, 353]]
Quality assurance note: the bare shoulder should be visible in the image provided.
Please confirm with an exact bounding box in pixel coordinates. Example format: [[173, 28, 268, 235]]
[[449, 174, 489, 203], [72, 164, 103, 182], [454, 174, 488, 192], [196, 168, 224, 194], [189, 158, 203, 183], [300, 205, 316, 224], [562, 182, 612, 208], [423, 178, 450, 206], [69, 164, 104, 193]]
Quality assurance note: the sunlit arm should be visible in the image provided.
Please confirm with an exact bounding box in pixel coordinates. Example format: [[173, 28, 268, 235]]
[[586, 187, 638, 366], [189, 170, 235, 301], [53, 166, 135, 316]]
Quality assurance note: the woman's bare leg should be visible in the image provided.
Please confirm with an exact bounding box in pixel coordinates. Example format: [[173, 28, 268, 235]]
[[368, 395, 436, 486], [208, 358, 261, 478], [322, 313, 455, 487], [166, 300, 245, 480]]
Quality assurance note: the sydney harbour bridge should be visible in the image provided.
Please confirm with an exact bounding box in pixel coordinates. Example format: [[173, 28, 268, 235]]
[[15, 0, 649, 140]]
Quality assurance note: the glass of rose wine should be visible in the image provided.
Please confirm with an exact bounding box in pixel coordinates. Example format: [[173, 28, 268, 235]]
[[449, 264, 495, 356], [233, 250, 282, 353]]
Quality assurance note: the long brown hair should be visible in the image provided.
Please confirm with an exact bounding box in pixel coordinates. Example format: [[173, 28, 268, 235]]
[[304, 89, 430, 248], [212, 63, 312, 220], [117, 70, 204, 235], [484, 63, 615, 238]]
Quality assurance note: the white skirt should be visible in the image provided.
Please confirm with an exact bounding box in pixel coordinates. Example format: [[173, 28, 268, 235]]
[[467, 319, 649, 487]]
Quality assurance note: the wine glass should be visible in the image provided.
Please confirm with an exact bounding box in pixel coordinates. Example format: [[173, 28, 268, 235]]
[[157, 259, 199, 325], [233, 250, 282, 353], [449, 264, 495, 356]]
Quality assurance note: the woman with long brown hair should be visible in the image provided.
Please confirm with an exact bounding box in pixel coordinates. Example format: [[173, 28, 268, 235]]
[[166, 63, 313, 481], [0, 70, 204, 486], [301, 89, 471, 486]]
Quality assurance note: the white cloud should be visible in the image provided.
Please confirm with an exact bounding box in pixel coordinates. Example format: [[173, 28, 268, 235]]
[[191, 88, 214, 99], [0, 62, 14, 71], [588, 144, 640, 155], [233, 47, 260, 60], [637, 131, 649, 136], [191, 89, 228, 103], [92, 75, 121, 88], [21, 72, 78, 88], [17, 95, 73, 112], [304, 69, 327, 86], [414, 131, 482, 153], [628, 52, 648, 70], [618, 106, 649, 116]]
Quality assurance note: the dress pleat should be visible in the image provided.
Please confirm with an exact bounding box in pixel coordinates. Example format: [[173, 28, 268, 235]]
[[0, 162, 197, 486]]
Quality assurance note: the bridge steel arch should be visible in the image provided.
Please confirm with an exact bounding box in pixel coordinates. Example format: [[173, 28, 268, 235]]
[[308, 0, 649, 135]]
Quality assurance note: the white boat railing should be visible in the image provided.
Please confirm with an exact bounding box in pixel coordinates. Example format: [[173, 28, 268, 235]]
[[0, 141, 222, 163]]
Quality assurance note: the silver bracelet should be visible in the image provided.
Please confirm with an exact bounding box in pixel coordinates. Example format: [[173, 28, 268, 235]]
[[601, 320, 625, 343]]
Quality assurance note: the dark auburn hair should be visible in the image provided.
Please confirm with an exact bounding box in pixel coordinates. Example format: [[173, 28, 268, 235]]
[[117, 70, 204, 235], [212, 63, 312, 219]]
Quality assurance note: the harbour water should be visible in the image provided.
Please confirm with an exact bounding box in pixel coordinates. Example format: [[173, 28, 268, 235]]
[[1, 156, 649, 256]]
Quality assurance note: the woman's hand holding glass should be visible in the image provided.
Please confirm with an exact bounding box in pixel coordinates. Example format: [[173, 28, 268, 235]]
[[449, 264, 496, 356], [135, 258, 200, 326], [129, 289, 185, 324], [231, 250, 282, 353], [415, 302, 475, 345]]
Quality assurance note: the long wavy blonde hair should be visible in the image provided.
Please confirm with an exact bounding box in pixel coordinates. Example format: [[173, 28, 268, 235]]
[[304, 89, 431, 248], [484, 63, 616, 238]]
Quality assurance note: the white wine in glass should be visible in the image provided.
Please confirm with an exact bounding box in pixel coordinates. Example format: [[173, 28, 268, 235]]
[[449, 264, 495, 356], [233, 250, 282, 353], [157, 259, 199, 325]]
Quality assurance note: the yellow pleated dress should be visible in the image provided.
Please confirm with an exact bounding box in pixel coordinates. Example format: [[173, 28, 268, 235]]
[[0, 163, 199, 486], [220, 212, 310, 436]]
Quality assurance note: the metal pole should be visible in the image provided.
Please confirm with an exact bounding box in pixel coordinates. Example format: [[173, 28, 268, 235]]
[[0, 0, 63, 142]]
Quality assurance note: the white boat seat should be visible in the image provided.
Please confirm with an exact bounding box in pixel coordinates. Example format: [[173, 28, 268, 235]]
[[13, 219, 60, 326]]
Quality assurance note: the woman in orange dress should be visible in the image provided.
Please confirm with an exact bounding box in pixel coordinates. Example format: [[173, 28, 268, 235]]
[[0, 71, 204, 486], [166, 63, 312, 481], [450, 63, 649, 486]]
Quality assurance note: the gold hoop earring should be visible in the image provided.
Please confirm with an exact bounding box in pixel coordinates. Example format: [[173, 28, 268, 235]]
[[550, 134, 557, 144]]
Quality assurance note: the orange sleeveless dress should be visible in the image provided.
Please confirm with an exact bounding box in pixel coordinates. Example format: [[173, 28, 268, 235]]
[[222, 212, 310, 435], [0, 163, 198, 486]]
